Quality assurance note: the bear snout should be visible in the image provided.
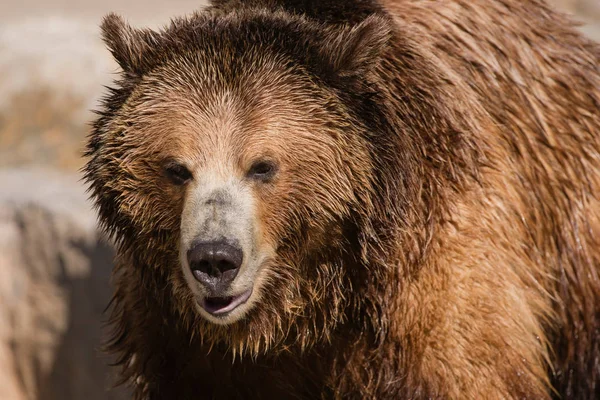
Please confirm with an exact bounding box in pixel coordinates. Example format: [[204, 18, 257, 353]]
[[187, 239, 243, 294]]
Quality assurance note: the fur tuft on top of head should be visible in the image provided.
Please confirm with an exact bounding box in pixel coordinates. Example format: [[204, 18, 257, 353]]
[[210, 0, 385, 23]]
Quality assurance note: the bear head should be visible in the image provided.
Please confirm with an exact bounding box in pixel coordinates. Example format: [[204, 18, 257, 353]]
[[85, 4, 480, 356]]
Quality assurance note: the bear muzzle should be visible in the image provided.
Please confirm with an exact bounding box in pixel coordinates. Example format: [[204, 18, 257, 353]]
[[187, 239, 242, 291], [187, 239, 254, 315]]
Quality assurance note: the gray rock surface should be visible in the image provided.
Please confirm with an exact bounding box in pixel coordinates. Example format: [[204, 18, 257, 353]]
[[0, 167, 126, 400], [551, 0, 600, 40]]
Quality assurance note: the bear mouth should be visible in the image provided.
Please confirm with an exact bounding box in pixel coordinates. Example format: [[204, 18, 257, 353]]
[[201, 289, 253, 316]]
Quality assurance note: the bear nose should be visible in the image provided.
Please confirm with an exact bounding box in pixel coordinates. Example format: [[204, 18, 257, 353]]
[[187, 240, 243, 290]]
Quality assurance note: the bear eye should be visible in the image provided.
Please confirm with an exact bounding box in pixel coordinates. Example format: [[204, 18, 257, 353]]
[[163, 161, 192, 185], [247, 160, 277, 181]]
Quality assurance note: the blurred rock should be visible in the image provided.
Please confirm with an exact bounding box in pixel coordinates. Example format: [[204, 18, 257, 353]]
[[550, 0, 600, 39], [0, 17, 115, 171], [0, 168, 126, 400]]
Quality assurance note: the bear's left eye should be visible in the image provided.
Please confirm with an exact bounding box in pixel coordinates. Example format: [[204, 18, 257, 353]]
[[163, 161, 192, 185], [247, 160, 278, 182]]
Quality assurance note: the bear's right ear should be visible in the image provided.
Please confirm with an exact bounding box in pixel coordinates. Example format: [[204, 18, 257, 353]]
[[101, 13, 162, 76]]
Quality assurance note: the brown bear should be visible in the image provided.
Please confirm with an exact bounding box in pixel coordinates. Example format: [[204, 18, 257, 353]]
[[84, 0, 600, 398]]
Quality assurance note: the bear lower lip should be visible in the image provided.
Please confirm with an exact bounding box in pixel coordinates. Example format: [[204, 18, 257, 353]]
[[201, 289, 252, 315]]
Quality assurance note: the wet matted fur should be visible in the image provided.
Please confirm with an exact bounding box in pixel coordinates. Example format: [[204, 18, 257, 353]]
[[84, 0, 600, 398]]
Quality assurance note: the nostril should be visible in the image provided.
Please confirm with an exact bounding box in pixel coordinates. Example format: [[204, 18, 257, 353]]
[[196, 260, 212, 275], [218, 259, 236, 272], [187, 240, 243, 284]]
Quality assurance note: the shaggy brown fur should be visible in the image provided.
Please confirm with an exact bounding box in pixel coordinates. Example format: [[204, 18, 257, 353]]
[[84, 0, 600, 398]]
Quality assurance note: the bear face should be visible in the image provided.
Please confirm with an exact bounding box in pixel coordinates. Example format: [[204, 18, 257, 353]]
[[86, 11, 395, 348]]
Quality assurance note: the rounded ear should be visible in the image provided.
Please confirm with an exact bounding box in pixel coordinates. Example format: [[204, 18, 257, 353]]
[[321, 14, 393, 77], [101, 13, 162, 75]]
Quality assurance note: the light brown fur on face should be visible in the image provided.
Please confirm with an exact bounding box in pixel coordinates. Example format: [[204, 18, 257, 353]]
[[85, 0, 600, 398], [93, 46, 376, 347]]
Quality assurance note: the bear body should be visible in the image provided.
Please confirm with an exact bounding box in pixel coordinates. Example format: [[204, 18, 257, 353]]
[[85, 0, 600, 398]]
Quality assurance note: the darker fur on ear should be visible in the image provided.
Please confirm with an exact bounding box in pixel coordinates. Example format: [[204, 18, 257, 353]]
[[101, 13, 163, 75], [320, 15, 392, 77]]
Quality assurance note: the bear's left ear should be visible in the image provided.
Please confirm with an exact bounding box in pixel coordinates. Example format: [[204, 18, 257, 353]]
[[319, 14, 393, 78], [101, 13, 162, 76]]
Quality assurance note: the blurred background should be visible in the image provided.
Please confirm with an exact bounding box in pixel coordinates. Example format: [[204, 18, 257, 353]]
[[0, 1, 598, 399]]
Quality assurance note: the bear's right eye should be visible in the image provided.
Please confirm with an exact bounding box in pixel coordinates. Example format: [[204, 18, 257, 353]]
[[163, 162, 192, 185]]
